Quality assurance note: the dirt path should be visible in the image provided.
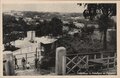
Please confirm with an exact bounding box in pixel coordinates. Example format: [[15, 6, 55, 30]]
[[15, 68, 56, 76]]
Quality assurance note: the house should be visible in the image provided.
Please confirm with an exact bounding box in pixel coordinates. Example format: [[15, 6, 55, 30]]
[[73, 22, 84, 28]]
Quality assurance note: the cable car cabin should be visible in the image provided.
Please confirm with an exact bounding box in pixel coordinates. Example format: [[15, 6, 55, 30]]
[[40, 38, 58, 68]]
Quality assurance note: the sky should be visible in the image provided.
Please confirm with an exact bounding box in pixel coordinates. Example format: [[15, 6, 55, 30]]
[[2, 3, 86, 13]]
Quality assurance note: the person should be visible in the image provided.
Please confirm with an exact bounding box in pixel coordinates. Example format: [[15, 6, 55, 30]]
[[34, 54, 39, 70], [26, 62, 31, 69], [14, 56, 19, 69], [21, 57, 26, 70]]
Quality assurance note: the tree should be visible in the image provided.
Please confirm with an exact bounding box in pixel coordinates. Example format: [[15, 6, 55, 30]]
[[78, 3, 116, 49], [3, 14, 27, 49], [3, 14, 17, 34], [49, 17, 63, 36], [17, 17, 28, 34], [3, 15, 17, 46]]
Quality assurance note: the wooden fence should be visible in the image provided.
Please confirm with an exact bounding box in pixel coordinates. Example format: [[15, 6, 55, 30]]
[[13, 52, 36, 66], [13, 46, 40, 67], [65, 52, 116, 74], [65, 54, 89, 74], [56, 48, 117, 75]]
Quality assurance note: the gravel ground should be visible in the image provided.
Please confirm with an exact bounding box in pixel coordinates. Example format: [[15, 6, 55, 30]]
[[15, 68, 56, 76], [15, 67, 116, 76]]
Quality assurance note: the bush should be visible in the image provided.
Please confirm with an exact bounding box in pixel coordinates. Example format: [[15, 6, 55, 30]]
[[57, 34, 115, 54]]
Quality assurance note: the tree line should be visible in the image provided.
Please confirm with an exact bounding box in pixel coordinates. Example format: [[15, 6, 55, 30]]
[[35, 17, 63, 37], [3, 14, 63, 46], [78, 3, 116, 50]]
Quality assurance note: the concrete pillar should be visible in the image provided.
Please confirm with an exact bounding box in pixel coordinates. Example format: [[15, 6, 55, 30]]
[[55, 47, 66, 75], [107, 29, 116, 42], [27, 31, 35, 41], [3, 51, 15, 76]]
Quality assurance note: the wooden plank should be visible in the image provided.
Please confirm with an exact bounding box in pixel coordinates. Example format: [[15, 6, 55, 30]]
[[113, 53, 116, 67], [89, 59, 105, 64], [66, 51, 115, 56], [25, 53, 27, 63], [65, 52, 116, 74], [107, 56, 110, 70], [67, 56, 87, 74], [66, 56, 77, 66]]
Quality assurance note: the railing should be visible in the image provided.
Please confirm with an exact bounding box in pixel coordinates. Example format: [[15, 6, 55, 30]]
[[64, 52, 116, 74], [13, 45, 34, 55], [12, 46, 40, 67], [89, 52, 117, 69], [65, 54, 89, 74], [13, 52, 36, 67]]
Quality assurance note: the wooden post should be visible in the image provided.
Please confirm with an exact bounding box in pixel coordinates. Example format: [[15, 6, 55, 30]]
[[86, 55, 89, 73], [38, 51, 39, 58], [113, 53, 116, 68], [30, 46, 31, 52], [31, 46, 32, 52], [36, 48, 37, 58], [56, 47, 66, 75], [26, 53, 27, 63], [94, 54, 96, 59], [86, 55, 89, 66], [101, 53, 103, 59], [107, 56, 110, 70]]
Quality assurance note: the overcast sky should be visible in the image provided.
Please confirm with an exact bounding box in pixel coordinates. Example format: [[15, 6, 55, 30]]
[[3, 3, 86, 13]]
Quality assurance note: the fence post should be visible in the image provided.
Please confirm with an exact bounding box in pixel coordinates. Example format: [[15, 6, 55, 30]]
[[113, 53, 116, 68], [107, 56, 110, 70], [55, 47, 66, 75], [30, 46, 32, 52], [86, 55, 89, 66], [94, 54, 96, 59], [36, 48, 37, 58], [86, 55, 89, 72], [26, 53, 27, 63], [38, 50, 39, 58], [101, 53, 103, 59]]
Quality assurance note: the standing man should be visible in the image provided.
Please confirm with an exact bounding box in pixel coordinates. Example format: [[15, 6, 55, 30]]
[[34, 54, 39, 71], [21, 57, 26, 70], [14, 56, 19, 69]]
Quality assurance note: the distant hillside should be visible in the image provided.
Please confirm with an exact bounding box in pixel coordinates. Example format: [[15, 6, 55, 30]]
[[3, 10, 83, 21]]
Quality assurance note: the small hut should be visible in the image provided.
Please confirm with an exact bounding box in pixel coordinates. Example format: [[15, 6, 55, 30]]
[[27, 31, 35, 42], [40, 37, 58, 57], [39, 36, 58, 68]]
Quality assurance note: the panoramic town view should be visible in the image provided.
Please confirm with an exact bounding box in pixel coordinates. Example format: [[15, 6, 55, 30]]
[[3, 3, 117, 76]]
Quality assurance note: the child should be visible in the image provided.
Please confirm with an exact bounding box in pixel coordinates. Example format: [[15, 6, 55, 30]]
[[26, 62, 31, 69], [21, 57, 26, 70]]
